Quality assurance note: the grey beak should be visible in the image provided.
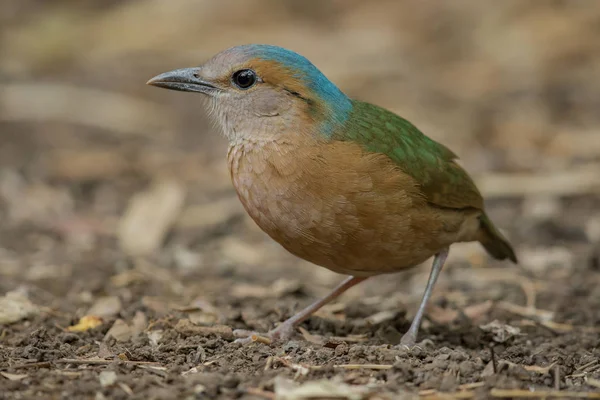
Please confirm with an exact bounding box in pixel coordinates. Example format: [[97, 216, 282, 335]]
[[146, 67, 218, 94]]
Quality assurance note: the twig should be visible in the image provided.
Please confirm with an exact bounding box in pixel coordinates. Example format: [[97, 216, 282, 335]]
[[174, 320, 234, 339], [264, 356, 274, 371], [549, 321, 600, 334], [54, 358, 160, 366], [490, 345, 498, 374], [310, 364, 394, 371], [136, 365, 168, 377], [554, 365, 560, 390], [298, 326, 324, 344], [477, 164, 600, 198], [118, 382, 134, 396], [274, 357, 394, 372], [420, 382, 485, 398], [497, 301, 554, 321], [10, 362, 52, 370], [453, 270, 543, 311], [575, 360, 599, 372], [245, 387, 276, 399], [518, 277, 537, 309], [419, 389, 475, 398], [521, 319, 560, 336], [490, 388, 600, 398], [458, 382, 485, 390], [590, 365, 600, 374], [523, 362, 556, 374], [329, 334, 369, 343], [586, 377, 600, 389]]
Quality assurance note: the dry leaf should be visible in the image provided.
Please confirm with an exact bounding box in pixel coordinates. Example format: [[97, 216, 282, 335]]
[[231, 279, 300, 299], [118, 180, 185, 256], [585, 376, 600, 389], [110, 270, 147, 288], [497, 301, 555, 322], [480, 361, 495, 378], [67, 315, 103, 332], [118, 382, 134, 395], [483, 360, 557, 378], [464, 300, 494, 320], [1, 372, 28, 381], [426, 306, 458, 324], [141, 296, 170, 315], [177, 298, 223, 325], [147, 330, 163, 347], [364, 310, 398, 325], [518, 247, 574, 273], [585, 215, 600, 243], [523, 362, 556, 374], [98, 370, 117, 387], [428, 301, 493, 325], [97, 341, 114, 359], [104, 319, 131, 342], [329, 335, 368, 343], [298, 327, 324, 345], [175, 196, 243, 231], [231, 284, 271, 299], [274, 376, 370, 400], [0, 290, 39, 325], [131, 311, 147, 335], [271, 278, 301, 297], [87, 296, 122, 318], [172, 245, 203, 271], [220, 237, 265, 266], [188, 311, 218, 325], [174, 319, 233, 339], [181, 366, 200, 376], [479, 320, 521, 343]]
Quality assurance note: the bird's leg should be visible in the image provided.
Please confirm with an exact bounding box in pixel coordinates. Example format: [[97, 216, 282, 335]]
[[234, 276, 367, 344], [399, 247, 449, 349]]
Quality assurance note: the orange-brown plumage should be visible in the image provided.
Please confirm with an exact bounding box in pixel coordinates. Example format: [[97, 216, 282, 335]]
[[228, 136, 481, 277]]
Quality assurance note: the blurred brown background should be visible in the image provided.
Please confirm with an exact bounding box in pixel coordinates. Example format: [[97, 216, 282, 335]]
[[2, 0, 599, 271], [2, 0, 600, 303], [1, 1, 600, 397]]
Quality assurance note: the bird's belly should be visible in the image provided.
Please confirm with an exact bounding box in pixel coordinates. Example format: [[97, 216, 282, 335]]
[[227, 140, 474, 276]]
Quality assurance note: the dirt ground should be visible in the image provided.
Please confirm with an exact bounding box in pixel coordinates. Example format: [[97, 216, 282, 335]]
[[2, 1, 600, 399], [0, 187, 599, 400]]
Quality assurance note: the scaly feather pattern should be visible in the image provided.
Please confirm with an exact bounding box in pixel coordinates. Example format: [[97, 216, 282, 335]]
[[227, 136, 483, 276]]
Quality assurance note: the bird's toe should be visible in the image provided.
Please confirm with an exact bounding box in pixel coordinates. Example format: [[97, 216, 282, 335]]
[[396, 338, 434, 352]]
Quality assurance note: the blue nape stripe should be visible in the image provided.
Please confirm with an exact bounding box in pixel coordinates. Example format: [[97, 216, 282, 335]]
[[242, 44, 353, 136]]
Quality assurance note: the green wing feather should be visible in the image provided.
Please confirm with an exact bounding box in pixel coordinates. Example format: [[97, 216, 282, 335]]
[[334, 100, 483, 210]]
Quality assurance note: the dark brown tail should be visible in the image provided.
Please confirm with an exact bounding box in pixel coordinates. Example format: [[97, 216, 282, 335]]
[[478, 213, 517, 263]]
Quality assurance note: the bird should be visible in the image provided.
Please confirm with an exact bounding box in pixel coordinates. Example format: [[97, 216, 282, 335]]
[[147, 44, 517, 348]]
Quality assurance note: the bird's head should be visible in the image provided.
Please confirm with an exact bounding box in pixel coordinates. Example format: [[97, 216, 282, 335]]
[[147, 44, 352, 141]]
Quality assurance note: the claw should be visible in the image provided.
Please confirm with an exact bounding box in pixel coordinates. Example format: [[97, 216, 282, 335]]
[[397, 338, 433, 352], [398, 343, 423, 352]]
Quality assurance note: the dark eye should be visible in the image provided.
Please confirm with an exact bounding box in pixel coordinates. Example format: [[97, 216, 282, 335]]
[[232, 69, 257, 89]]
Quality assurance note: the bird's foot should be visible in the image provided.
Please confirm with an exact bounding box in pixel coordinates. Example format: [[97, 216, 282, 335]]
[[233, 322, 296, 345], [397, 335, 434, 352]]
